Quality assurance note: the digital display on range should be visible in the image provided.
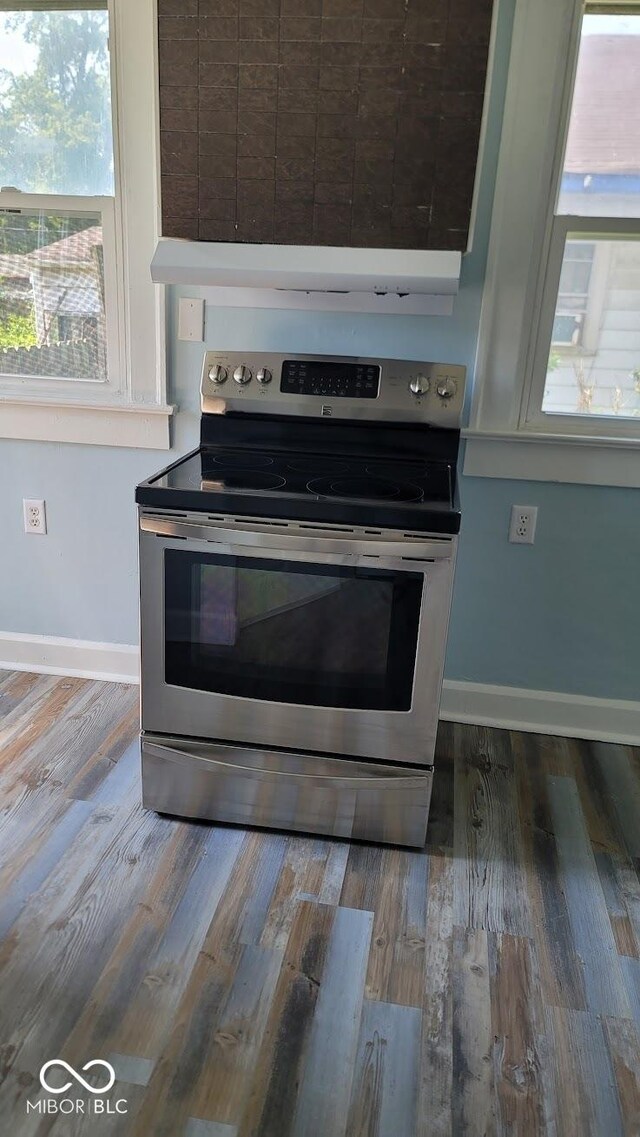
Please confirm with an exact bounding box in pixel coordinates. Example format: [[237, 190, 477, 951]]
[[281, 359, 380, 399]]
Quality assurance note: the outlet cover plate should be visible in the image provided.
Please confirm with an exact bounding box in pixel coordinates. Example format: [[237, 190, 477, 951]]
[[509, 504, 537, 544], [24, 498, 46, 535], [178, 297, 205, 342]]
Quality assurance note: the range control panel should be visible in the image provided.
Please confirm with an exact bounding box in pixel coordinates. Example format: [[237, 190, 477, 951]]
[[201, 352, 466, 428], [281, 359, 380, 399]]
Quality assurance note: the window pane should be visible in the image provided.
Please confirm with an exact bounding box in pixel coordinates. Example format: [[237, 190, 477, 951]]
[[0, 7, 113, 196], [0, 209, 107, 382], [557, 13, 640, 219], [543, 237, 640, 418]]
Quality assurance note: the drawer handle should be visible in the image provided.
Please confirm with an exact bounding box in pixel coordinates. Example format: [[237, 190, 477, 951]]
[[145, 741, 429, 790]]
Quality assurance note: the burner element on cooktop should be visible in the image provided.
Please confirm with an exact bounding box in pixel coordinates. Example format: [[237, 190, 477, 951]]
[[211, 452, 274, 469], [307, 475, 424, 503], [201, 471, 287, 491]]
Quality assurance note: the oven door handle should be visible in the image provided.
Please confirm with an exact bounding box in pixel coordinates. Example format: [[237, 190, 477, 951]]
[[139, 514, 453, 561]]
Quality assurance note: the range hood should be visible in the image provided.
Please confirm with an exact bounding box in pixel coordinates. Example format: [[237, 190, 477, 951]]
[[150, 239, 462, 316]]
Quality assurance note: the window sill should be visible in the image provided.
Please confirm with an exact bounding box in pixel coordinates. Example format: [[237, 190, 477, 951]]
[[463, 429, 640, 488], [0, 397, 174, 449]]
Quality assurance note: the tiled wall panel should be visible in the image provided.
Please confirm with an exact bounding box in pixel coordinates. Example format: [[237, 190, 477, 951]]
[[158, 0, 493, 250]]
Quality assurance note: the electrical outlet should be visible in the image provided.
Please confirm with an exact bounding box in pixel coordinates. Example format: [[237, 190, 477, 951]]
[[23, 498, 47, 535], [509, 504, 537, 544]]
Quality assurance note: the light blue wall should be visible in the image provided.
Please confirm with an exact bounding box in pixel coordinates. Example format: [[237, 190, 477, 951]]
[[448, 477, 640, 699], [1, 0, 638, 699]]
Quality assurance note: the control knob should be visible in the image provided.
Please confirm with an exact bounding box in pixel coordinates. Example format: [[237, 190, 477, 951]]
[[409, 374, 430, 396], [256, 367, 272, 385], [436, 376, 457, 400], [208, 363, 227, 384], [233, 365, 252, 385]]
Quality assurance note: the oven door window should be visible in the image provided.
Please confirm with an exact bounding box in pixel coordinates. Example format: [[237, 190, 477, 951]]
[[164, 551, 423, 712]]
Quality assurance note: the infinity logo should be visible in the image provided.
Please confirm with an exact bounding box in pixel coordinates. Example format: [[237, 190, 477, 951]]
[[39, 1060, 116, 1095]]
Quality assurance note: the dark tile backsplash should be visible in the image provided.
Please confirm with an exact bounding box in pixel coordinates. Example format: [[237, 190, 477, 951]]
[[158, 0, 493, 250]]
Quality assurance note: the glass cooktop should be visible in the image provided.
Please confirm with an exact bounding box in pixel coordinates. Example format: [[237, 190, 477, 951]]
[[153, 448, 453, 507], [138, 444, 460, 534]]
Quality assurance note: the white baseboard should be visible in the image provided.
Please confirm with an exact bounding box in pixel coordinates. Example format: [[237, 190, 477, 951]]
[[441, 680, 640, 746], [0, 631, 139, 685], [1, 633, 638, 745]]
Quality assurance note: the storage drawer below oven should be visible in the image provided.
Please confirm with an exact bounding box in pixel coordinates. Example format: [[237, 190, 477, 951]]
[[141, 733, 432, 848]]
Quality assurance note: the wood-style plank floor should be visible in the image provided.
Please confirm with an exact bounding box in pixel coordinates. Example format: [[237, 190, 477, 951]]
[[0, 670, 639, 1136]]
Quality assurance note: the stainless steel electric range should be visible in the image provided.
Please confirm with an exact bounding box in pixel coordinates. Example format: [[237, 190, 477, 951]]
[[136, 351, 466, 848]]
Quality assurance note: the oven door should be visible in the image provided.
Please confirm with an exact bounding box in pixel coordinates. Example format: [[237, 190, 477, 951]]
[[139, 512, 456, 765]]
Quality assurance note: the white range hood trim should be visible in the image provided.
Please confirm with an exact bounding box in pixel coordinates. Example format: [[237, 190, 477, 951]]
[[187, 285, 456, 316], [151, 238, 461, 298]]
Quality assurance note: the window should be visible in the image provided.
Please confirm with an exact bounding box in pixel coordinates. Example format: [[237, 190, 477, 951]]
[[528, 8, 640, 426], [0, 0, 170, 448], [467, 0, 640, 486], [542, 236, 640, 417]]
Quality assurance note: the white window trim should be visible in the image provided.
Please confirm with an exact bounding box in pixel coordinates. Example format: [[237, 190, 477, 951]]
[[465, 0, 640, 486], [0, 0, 172, 449]]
